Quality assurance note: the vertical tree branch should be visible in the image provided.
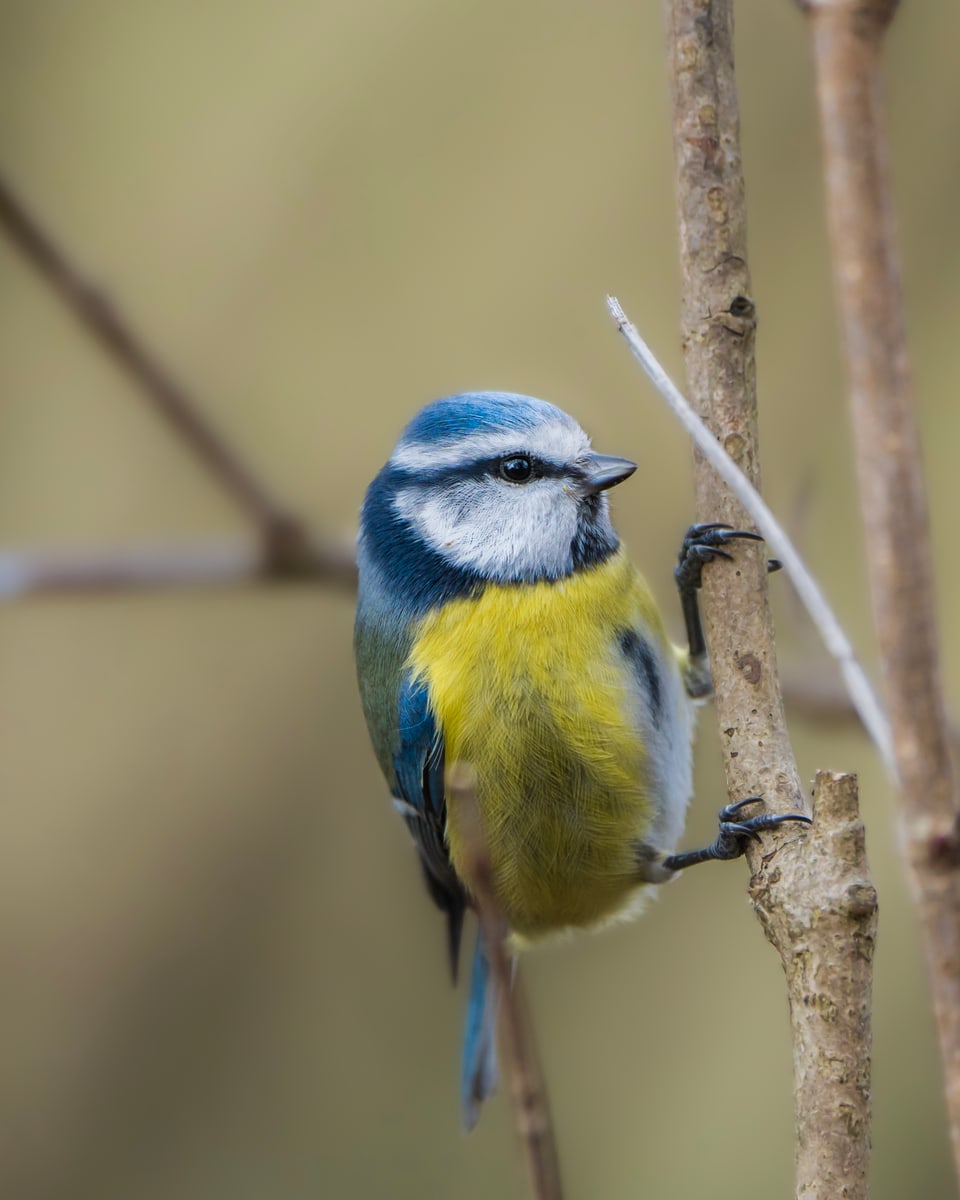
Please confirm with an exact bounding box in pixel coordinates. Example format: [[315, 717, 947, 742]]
[[800, 0, 960, 1178], [662, 2, 876, 1195], [666, 0, 799, 813], [764, 771, 877, 1198]]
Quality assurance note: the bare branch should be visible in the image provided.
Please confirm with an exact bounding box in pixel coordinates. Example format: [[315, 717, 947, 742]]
[[800, 0, 960, 1177], [448, 764, 564, 1200], [663, 0, 804, 822], [0, 172, 316, 569], [759, 771, 877, 1197], [651, 2, 877, 1195], [0, 537, 358, 599]]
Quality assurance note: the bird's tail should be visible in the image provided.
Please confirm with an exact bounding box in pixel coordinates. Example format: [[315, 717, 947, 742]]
[[460, 930, 499, 1130]]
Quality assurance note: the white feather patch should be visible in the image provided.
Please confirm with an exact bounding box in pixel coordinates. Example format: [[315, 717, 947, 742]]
[[391, 422, 591, 473], [393, 475, 583, 580]]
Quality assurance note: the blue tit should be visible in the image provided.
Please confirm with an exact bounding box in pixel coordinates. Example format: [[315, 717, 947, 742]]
[[353, 391, 809, 1129]]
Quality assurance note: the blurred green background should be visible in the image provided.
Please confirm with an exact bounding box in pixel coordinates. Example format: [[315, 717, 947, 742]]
[[0, 2, 956, 1197]]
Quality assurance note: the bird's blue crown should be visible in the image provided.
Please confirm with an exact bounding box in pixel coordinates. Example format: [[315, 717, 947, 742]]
[[396, 391, 575, 453]]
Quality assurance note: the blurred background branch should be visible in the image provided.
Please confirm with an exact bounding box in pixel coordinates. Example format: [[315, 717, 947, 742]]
[[0, 172, 357, 585], [782, 674, 960, 762], [801, 0, 960, 1182], [0, 535, 357, 598], [664, 2, 875, 1196]]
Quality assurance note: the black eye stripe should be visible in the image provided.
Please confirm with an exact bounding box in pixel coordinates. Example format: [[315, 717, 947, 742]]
[[386, 455, 569, 486]]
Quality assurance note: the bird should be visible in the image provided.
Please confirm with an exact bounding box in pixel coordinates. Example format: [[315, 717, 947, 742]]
[[353, 390, 809, 1129]]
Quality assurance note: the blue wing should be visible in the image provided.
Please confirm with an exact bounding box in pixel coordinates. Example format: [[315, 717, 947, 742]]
[[394, 673, 467, 983], [394, 673, 499, 1127]]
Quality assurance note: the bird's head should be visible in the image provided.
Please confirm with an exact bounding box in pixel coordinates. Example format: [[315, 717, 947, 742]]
[[359, 392, 636, 607]]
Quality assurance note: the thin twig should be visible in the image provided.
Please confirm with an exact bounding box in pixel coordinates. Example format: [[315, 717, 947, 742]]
[[607, 298, 894, 778], [0, 537, 358, 599], [800, 0, 960, 1179], [447, 764, 563, 1200], [783, 673, 960, 764], [655, 3, 877, 1196], [0, 172, 322, 571], [783, 672, 877, 729]]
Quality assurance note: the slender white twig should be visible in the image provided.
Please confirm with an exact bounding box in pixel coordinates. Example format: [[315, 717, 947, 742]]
[[607, 294, 895, 778]]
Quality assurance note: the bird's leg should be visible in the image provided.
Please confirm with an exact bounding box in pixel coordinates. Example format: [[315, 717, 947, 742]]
[[652, 532, 804, 878], [660, 797, 811, 872], [674, 523, 779, 698]]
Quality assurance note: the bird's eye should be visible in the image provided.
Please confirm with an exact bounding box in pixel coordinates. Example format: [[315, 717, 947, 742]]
[[499, 456, 534, 483]]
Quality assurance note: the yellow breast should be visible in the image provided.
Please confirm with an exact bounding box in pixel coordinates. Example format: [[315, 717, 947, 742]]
[[407, 551, 670, 940]]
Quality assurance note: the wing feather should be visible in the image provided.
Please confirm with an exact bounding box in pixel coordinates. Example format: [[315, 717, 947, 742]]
[[394, 673, 466, 981]]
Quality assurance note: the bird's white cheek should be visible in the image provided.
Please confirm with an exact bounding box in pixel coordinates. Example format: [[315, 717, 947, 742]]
[[394, 485, 578, 580], [491, 488, 579, 577]]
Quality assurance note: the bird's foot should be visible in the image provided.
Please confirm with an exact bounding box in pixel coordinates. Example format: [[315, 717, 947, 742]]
[[675, 523, 776, 593], [662, 797, 812, 872]]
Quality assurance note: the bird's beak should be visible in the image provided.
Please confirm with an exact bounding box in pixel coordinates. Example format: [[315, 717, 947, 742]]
[[578, 453, 637, 496]]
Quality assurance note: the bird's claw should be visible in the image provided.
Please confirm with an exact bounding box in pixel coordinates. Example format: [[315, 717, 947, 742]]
[[661, 796, 812, 872], [712, 796, 812, 859], [675, 523, 765, 593]]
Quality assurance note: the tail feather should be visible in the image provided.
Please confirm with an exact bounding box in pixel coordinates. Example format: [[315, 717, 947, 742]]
[[460, 931, 499, 1130]]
